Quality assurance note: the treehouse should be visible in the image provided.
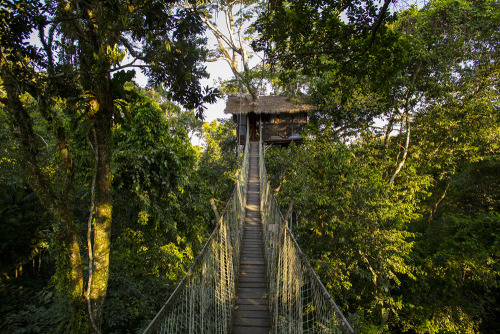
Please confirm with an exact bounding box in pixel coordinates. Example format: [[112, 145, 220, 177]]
[[224, 95, 316, 145]]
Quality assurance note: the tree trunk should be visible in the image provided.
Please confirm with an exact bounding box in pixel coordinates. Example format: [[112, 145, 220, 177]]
[[427, 178, 452, 224], [76, 11, 115, 329], [383, 111, 396, 147], [87, 75, 114, 333], [1, 66, 84, 313], [389, 112, 410, 186]]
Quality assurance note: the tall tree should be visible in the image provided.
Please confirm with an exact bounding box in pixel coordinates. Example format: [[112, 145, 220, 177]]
[[0, 2, 86, 329], [0, 0, 216, 332]]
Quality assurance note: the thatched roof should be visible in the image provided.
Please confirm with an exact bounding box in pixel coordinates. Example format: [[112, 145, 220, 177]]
[[224, 95, 316, 115]]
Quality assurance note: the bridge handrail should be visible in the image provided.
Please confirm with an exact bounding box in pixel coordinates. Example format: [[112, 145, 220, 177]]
[[258, 138, 355, 334], [142, 135, 250, 334]]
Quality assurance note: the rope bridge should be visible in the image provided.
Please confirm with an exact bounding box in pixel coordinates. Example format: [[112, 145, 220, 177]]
[[142, 135, 354, 333]]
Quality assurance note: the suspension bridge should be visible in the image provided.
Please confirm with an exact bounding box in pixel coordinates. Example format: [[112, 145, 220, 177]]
[[142, 135, 354, 334]]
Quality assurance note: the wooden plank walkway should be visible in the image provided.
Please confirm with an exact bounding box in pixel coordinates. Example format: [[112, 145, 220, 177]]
[[232, 142, 271, 334]]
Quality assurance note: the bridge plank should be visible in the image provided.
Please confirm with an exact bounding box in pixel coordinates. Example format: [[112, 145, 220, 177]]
[[241, 260, 265, 265], [239, 277, 266, 283], [236, 297, 268, 305], [241, 251, 264, 255], [235, 304, 269, 311], [239, 282, 266, 288], [235, 310, 271, 319], [240, 269, 266, 275], [240, 265, 265, 269], [233, 142, 271, 334], [240, 254, 265, 264], [240, 253, 265, 264], [237, 287, 267, 294], [239, 274, 266, 280], [237, 293, 268, 299], [232, 326, 270, 334], [240, 263, 265, 268], [234, 317, 271, 327]]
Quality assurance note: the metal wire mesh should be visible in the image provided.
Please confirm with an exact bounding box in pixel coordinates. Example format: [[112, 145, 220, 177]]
[[258, 140, 355, 334], [142, 139, 250, 334]]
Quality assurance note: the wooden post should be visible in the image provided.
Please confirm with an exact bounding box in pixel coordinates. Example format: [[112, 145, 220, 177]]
[[246, 114, 249, 142], [259, 114, 262, 142], [237, 114, 241, 155]]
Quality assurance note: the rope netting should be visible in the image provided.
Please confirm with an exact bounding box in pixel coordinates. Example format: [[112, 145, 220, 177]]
[[142, 137, 250, 334], [258, 139, 355, 334]]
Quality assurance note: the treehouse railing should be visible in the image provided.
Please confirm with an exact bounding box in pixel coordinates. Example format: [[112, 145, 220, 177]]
[[142, 136, 249, 334], [259, 136, 355, 334]]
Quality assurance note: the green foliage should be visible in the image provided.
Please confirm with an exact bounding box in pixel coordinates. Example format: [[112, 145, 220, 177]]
[[0, 83, 234, 333], [106, 91, 211, 332], [1, 0, 220, 330], [2, 289, 61, 334], [399, 159, 500, 333], [198, 119, 238, 204], [265, 134, 499, 332], [97, 90, 238, 333], [266, 139, 423, 331], [412, 211, 500, 333], [264, 65, 498, 331], [0, 185, 50, 274], [260, 2, 499, 330], [448, 158, 500, 213]]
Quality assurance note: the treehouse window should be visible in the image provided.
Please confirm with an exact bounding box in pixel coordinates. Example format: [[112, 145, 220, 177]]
[[280, 113, 291, 122], [293, 113, 307, 123]]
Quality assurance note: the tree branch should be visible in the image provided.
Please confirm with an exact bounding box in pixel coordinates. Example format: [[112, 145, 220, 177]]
[[207, 56, 234, 70], [237, 1, 245, 46], [427, 177, 452, 224], [0, 65, 59, 211], [110, 59, 150, 72], [225, 3, 237, 49], [389, 112, 410, 186], [119, 37, 143, 60], [360, 0, 392, 55], [200, 15, 236, 51]]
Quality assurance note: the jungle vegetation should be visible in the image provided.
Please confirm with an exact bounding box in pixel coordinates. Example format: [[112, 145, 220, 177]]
[[0, 0, 498, 333]]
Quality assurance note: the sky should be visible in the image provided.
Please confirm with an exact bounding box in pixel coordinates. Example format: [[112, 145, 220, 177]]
[[200, 61, 235, 124]]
